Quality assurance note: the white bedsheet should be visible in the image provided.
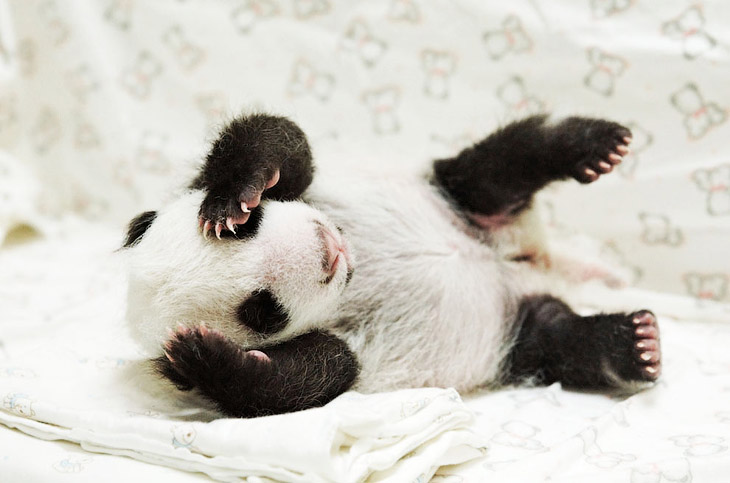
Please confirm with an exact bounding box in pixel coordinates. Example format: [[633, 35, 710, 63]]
[[2, 0, 730, 481], [1, 224, 729, 482], [0, 226, 485, 482]]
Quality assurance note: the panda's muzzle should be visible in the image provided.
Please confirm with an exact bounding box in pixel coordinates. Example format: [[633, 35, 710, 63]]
[[317, 223, 349, 284]]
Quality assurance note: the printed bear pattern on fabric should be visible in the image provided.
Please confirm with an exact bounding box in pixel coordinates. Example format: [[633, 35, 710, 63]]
[[1, 3, 729, 305]]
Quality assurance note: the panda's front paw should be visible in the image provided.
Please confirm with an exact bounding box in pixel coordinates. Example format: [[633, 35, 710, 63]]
[[155, 324, 274, 392], [198, 170, 280, 239]]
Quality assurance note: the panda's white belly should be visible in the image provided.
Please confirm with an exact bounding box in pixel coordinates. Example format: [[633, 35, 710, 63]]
[[307, 173, 519, 392]]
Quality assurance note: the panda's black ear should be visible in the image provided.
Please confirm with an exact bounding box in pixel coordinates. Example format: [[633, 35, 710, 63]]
[[123, 211, 157, 248]]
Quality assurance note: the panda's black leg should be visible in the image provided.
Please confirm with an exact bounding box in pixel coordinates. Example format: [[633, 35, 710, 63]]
[[154, 327, 359, 418], [432, 115, 632, 226], [503, 295, 661, 388], [191, 114, 315, 238]]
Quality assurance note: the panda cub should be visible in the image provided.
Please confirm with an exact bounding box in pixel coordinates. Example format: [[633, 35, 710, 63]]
[[123, 113, 661, 418]]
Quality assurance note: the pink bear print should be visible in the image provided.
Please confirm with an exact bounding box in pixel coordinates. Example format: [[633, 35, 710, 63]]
[[630, 458, 692, 483], [231, 0, 280, 34], [483, 15, 532, 60], [421, 50, 456, 99], [638, 213, 683, 246], [112, 158, 135, 189], [670, 435, 727, 457], [0, 96, 18, 145], [362, 87, 400, 134], [692, 164, 730, 216], [104, 0, 133, 30], [196, 91, 228, 124], [497, 77, 545, 117], [509, 387, 561, 407], [120, 51, 163, 99], [580, 426, 636, 468], [293, 0, 330, 19], [162, 26, 205, 71], [388, 0, 421, 23], [491, 421, 546, 451], [288, 60, 335, 102], [31, 107, 62, 154], [66, 64, 99, 103], [671, 84, 726, 139], [662, 6, 716, 60], [136, 131, 170, 174], [38, 0, 71, 46], [590, 0, 632, 18], [584, 47, 627, 96], [341, 19, 388, 68], [684, 273, 728, 302], [17, 39, 37, 78], [74, 120, 102, 150], [601, 241, 642, 285]]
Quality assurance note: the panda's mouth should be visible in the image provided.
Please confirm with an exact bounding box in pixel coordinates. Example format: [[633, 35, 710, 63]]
[[318, 224, 348, 284]]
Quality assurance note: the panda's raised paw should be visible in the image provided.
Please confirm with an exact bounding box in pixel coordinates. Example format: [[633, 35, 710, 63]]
[[156, 324, 274, 393], [198, 169, 280, 239], [570, 121, 632, 184]]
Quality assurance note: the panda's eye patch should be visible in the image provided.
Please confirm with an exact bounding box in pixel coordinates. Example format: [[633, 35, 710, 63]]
[[236, 289, 289, 335]]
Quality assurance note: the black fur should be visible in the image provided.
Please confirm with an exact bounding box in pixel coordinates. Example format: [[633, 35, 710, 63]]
[[236, 289, 289, 335], [154, 328, 359, 418], [191, 114, 315, 227], [432, 115, 632, 218], [134, 113, 659, 418], [230, 206, 264, 239], [504, 295, 660, 388], [123, 211, 157, 248]]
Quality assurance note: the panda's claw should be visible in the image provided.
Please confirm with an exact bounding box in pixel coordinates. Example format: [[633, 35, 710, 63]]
[[266, 169, 281, 189], [226, 218, 236, 234], [215, 223, 223, 240], [203, 221, 213, 239]]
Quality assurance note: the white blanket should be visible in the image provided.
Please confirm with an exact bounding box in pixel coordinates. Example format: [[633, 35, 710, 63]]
[[0, 227, 485, 482], [2, 227, 729, 482], [2, 0, 730, 481]]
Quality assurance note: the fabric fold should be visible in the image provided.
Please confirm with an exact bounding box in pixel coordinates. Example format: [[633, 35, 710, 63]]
[[0, 387, 485, 482]]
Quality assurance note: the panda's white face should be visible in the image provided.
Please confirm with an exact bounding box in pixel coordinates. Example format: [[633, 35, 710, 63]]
[[125, 191, 354, 354]]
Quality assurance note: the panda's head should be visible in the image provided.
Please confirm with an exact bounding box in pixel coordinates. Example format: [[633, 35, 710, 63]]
[[124, 191, 354, 354]]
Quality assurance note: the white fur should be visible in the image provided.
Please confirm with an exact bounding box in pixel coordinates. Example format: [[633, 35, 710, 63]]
[[125, 170, 556, 393], [126, 191, 351, 354]]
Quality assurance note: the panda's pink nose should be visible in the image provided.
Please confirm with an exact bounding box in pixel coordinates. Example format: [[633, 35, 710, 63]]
[[319, 225, 348, 279]]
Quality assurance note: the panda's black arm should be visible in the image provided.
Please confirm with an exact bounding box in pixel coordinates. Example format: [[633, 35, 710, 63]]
[[155, 328, 359, 418], [192, 114, 315, 237], [432, 115, 632, 221]]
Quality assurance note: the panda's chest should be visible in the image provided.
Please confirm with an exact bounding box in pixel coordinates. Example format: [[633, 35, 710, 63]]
[[312, 177, 506, 315]]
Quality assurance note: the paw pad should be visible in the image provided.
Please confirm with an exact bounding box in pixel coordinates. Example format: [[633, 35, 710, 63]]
[[631, 310, 661, 381], [573, 123, 633, 184]]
